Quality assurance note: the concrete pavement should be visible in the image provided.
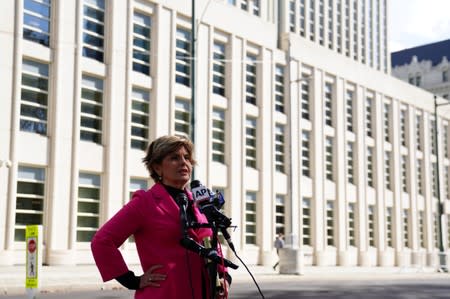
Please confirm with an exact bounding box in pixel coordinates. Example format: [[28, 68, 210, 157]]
[[0, 263, 447, 296]]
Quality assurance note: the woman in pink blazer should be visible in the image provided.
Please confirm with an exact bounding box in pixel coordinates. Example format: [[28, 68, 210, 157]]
[[91, 135, 230, 299]]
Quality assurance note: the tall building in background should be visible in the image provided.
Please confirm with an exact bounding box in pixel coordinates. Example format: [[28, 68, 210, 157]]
[[391, 39, 450, 99], [1, 0, 449, 270]]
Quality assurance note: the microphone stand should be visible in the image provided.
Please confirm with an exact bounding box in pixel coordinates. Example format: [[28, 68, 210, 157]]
[[177, 194, 236, 299], [207, 220, 219, 299]]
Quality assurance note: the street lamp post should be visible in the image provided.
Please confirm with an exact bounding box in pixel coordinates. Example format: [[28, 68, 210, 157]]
[[278, 75, 312, 275], [433, 95, 449, 272], [190, 0, 197, 179]]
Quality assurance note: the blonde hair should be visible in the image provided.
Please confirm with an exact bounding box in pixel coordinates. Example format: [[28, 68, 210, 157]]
[[142, 135, 196, 182]]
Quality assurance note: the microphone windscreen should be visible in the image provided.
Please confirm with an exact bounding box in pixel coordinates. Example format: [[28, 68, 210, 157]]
[[191, 181, 210, 204]]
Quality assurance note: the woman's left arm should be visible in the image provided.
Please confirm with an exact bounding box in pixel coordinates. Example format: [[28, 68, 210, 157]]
[[91, 191, 145, 282]]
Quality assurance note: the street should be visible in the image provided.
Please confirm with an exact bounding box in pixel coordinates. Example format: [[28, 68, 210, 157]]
[[2, 277, 450, 299]]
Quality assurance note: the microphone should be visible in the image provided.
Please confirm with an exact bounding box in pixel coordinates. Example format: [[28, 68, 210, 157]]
[[190, 180, 211, 205], [190, 180, 236, 252], [179, 237, 239, 269], [176, 193, 189, 237], [176, 192, 239, 269]]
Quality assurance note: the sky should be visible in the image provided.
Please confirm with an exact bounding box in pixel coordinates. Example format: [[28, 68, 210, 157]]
[[389, 0, 450, 52]]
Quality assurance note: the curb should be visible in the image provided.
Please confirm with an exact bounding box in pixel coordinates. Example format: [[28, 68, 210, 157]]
[[0, 265, 447, 296]]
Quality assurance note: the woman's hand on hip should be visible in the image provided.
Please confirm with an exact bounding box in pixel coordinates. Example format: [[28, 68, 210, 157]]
[[139, 264, 167, 288]]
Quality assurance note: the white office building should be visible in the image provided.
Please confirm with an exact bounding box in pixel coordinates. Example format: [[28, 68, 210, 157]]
[[391, 39, 450, 100], [1, 0, 450, 269]]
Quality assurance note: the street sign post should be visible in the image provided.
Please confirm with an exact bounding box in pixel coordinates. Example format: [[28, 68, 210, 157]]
[[25, 225, 42, 299]]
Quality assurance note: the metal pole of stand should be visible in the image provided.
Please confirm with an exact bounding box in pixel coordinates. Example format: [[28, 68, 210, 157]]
[[208, 223, 219, 299]]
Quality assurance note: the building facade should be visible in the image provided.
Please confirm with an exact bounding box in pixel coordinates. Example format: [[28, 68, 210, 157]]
[[1, 0, 450, 269], [391, 39, 450, 100]]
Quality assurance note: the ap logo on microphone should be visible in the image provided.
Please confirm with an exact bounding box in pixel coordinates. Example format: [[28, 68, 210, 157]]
[[193, 187, 210, 202]]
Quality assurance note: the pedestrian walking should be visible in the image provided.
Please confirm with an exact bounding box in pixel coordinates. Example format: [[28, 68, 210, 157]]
[[273, 233, 284, 270]]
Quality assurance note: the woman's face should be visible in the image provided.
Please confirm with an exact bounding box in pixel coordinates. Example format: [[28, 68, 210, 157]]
[[155, 146, 192, 189]]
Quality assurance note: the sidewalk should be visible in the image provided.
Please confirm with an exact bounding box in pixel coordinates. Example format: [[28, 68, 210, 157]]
[[0, 263, 447, 296]]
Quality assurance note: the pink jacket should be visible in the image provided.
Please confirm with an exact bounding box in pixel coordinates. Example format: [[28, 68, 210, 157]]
[[91, 183, 214, 299]]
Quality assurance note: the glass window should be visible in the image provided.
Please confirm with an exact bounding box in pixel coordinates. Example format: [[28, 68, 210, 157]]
[[245, 54, 257, 105], [301, 77, 310, 120], [367, 146, 374, 187], [403, 209, 409, 247], [401, 155, 408, 193], [212, 42, 226, 96], [327, 0, 333, 49], [431, 118, 437, 155], [275, 195, 285, 234], [417, 159, 423, 195], [443, 70, 448, 82], [82, 0, 105, 62], [319, 0, 324, 44], [308, 0, 315, 41], [368, 205, 375, 247], [366, 96, 373, 137], [346, 90, 354, 132], [252, 0, 260, 16], [432, 162, 438, 198], [400, 107, 407, 146], [299, 0, 306, 37], [20, 59, 49, 135], [384, 151, 391, 190], [175, 28, 191, 86], [133, 12, 151, 75], [434, 213, 439, 248], [386, 207, 393, 247], [326, 201, 334, 246], [325, 137, 333, 181], [289, 0, 296, 32], [302, 197, 311, 245], [15, 166, 46, 241], [80, 75, 103, 143], [347, 142, 354, 184], [245, 192, 257, 244], [130, 88, 150, 150], [324, 82, 333, 127], [23, 0, 51, 46], [241, 0, 248, 11], [416, 211, 423, 247], [275, 124, 285, 172], [348, 203, 355, 246], [174, 98, 190, 138], [212, 108, 226, 163], [415, 75, 421, 86], [245, 117, 257, 168], [444, 124, 449, 159], [301, 130, 310, 177], [384, 102, 391, 142], [77, 172, 100, 242], [274, 65, 285, 113]]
